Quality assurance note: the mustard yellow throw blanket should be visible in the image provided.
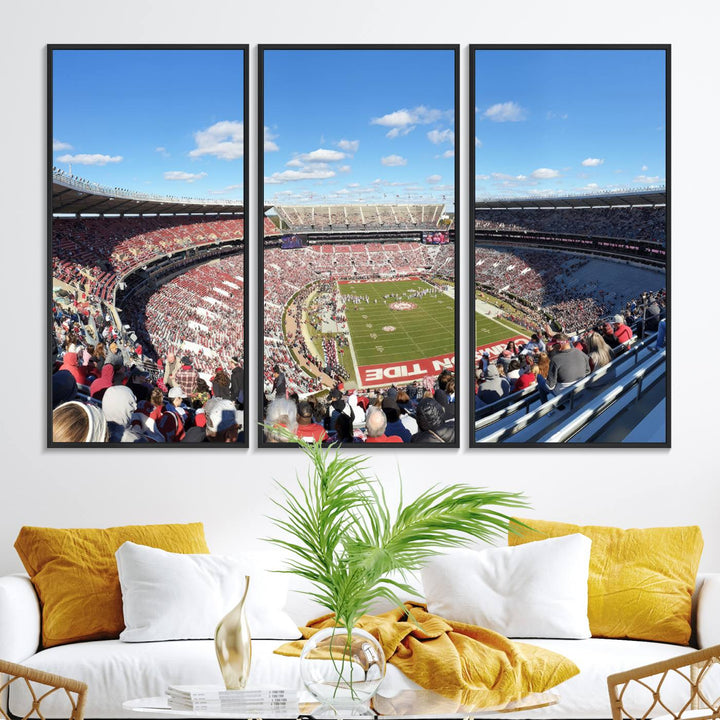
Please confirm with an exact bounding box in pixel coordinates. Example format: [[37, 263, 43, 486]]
[[275, 603, 579, 711]]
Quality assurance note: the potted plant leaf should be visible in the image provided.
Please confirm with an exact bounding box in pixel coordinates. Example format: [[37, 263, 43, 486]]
[[266, 432, 528, 714]]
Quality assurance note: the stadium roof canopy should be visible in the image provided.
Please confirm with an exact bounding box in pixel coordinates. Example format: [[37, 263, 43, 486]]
[[475, 187, 666, 210], [52, 171, 244, 216]]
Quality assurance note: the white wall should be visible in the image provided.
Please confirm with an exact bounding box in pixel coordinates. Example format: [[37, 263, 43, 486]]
[[1, 1, 718, 576]]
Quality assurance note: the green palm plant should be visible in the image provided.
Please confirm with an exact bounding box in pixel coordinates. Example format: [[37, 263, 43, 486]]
[[266, 430, 529, 635]]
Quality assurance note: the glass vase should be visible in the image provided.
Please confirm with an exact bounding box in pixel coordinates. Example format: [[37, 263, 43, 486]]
[[299, 626, 386, 717], [214, 575, 251, 690]]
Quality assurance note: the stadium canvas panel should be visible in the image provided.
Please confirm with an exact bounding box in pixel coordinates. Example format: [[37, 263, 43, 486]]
[[259, 45, 459, 447], [49, 46, 249, 447], [470, 46, 669, 447]]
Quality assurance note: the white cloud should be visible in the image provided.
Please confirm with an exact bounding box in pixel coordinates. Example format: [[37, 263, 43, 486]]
[[531, 168, 560, 179], [427, 128, 454, 145], [476, 174, 490, 181], [641, 164, 648, 171], [582, 157, 604, 167], [483, 101, 527, 122], [337, 139, 359, 153], [264, 127, 279, 152], [633, 174, 662, 184], [372, 109, 415, 127], [265, 168, 336, 184], [475, 137, 482, 147], [285, 158, 303, 168], [381, 155, 407, 167], [426, 174, 442, 184], [189, 121, 243, 160], [155, 146, 170, 157], [53, 138, 72, 151], [338, 165, 351, 173], [438, 149, 454, 159], [296, 148, 346, 163], [164, 171, 208, 182], [385, 126, 415, 139], [56, 153, 122, 166], [371, 105, 449, 132]]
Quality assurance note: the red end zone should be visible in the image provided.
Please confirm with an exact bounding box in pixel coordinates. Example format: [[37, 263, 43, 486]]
[[358, 352, 454, 387], [475, 334, 530, 362]]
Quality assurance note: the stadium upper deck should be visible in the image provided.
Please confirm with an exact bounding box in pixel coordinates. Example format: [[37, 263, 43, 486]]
[[475, 187, 666, 210], [274, 203, 444, 232], [52, 169, 245, 216]]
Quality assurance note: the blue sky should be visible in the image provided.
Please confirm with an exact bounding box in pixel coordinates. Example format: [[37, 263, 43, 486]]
[[52, 49, 244, 201], [263, 48, 455, 211], [475, 49, 666, 199]]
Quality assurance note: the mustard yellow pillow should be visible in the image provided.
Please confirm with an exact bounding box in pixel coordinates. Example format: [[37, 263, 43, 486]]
[[15, 523, 209, 648], [509, 519, 703, 645]]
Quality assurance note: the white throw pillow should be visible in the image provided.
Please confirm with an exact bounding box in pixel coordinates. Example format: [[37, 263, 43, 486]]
[[116, 541, 301, 642], [421, 534, 592, 639]]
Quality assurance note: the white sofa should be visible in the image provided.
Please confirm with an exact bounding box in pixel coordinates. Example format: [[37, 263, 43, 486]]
[[1, 567, 719, 720]]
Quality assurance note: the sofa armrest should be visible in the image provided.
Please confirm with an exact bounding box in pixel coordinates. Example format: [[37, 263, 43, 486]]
[[0, 574, 41, 661], [696, 573, 720, 648]]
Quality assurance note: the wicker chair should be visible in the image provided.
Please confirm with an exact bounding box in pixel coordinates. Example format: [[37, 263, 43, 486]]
[[0, 660, 87, 720], [608, 644, 720, 720]]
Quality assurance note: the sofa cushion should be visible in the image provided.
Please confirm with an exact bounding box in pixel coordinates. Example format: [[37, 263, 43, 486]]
[[421, 535, 591, 639], [11, 637, 711, 719], [14, 523, 209, 648], [509, 519, 703, 645], [116, 542, 300, 641]]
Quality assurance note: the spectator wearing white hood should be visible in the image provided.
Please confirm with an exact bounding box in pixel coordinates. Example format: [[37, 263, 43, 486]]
[[102, 386, 146, 443], [346, 390, 366, 428]]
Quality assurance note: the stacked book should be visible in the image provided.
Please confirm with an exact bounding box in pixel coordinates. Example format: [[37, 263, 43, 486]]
[[166, 685, 299, 715]]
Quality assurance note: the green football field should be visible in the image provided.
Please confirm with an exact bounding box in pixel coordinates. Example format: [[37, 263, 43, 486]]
[[474, 310, 528, 348], [339, 279, 454, 368]]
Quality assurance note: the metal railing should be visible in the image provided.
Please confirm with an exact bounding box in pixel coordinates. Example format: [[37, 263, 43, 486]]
[[475, 332, 665, 441]]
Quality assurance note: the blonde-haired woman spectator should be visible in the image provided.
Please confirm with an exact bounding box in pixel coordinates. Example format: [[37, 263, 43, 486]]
[[53, 401, 107, 443]]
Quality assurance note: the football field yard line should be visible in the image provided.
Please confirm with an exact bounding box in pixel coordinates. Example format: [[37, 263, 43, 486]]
[[474, 310, 529, 349], [340, 278, 454, 367]]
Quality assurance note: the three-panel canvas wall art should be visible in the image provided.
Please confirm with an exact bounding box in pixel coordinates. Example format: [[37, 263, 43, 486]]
[[49, 45, 668, 448]]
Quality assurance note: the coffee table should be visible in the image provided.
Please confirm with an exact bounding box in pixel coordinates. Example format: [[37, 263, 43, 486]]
[[124, 688, 558, 719]]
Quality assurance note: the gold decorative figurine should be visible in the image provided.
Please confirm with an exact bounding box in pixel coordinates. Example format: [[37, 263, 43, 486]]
[[214, 575, 251, 689]]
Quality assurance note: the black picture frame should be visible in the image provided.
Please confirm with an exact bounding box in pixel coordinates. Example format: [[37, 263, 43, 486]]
[[258, 44, 460, 448], [48, 44, 250, 448], [469, 45, 670, 448]]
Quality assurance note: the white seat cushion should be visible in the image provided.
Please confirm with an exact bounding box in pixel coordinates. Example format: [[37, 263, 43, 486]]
[[12, 637, 712, 719]]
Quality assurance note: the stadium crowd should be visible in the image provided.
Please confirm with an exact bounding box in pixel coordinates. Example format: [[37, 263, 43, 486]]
[[474, 288, 666, 412], [263, 241, 454, 396], [123, 254, 245, 378], [475, 206, 666, 243], [53, 216, 244, 303], [474, 246, 657, 334], [275, 204, 444, 232], [52, 291, 245, 444], [262, 367, 456, 445]]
